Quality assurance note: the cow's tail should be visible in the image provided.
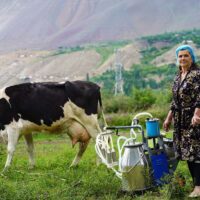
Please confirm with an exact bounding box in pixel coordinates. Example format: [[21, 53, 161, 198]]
[[98, 91, 108, 129]]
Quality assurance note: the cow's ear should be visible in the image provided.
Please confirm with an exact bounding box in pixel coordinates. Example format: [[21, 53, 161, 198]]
[[0, 98, 12, 125], [0, 98, 11, 110]]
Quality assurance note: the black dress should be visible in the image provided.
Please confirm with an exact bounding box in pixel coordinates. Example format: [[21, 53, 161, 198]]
[[171, 65, 200, 161]]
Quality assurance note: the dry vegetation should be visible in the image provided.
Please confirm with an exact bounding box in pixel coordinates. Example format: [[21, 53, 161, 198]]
[[0, 39, 178, 88]]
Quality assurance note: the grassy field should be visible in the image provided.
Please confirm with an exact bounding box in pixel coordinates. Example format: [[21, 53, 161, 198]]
[[0, 134, 194, 200]]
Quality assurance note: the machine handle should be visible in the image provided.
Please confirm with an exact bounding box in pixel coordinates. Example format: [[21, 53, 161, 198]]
[[106, 125, 142, 131]]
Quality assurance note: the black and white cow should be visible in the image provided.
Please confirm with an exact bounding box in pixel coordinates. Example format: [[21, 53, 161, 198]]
[[0, 80, 103, 171]]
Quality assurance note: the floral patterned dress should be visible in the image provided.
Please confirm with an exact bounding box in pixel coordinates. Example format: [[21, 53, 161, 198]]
[[171, 65, 200, 161]]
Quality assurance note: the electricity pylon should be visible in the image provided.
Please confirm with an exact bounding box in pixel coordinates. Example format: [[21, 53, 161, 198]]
[[114, 49, 124, 95]]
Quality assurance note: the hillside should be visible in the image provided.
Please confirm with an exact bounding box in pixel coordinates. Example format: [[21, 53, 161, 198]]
[[0, 41, 143, 87], [0, 29, 200, 89], [0, 0, 200, 51]]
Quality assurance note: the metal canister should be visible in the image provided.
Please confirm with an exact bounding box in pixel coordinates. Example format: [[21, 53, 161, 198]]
[[121, 143, 151, 191]]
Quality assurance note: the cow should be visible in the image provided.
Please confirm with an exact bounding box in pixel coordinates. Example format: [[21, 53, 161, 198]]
[[0, 80, 104, 171]]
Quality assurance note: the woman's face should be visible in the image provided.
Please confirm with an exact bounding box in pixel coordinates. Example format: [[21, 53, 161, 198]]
[[178, 50, 193, 69]]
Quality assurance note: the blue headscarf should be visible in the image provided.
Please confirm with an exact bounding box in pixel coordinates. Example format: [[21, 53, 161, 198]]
[[175, 45, 196, 63]]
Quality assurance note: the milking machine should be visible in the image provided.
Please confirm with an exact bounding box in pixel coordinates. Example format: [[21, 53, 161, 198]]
[[95, 112, 178, 193]]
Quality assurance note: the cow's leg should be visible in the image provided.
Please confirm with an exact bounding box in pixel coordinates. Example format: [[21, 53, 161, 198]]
[[24, 133, 35, 169], [3, 128, 20, 171], [70, 140, 89, 167]]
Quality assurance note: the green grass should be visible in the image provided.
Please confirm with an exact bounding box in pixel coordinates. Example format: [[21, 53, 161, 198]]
[[95, 41, 130, 66], [0, 134, 194, 200]]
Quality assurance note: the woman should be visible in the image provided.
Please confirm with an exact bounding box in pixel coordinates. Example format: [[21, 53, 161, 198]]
[[163, 45, 200, 198]]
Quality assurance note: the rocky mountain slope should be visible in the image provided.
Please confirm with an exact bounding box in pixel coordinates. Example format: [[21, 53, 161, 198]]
[[0, 0, 200, 51], [0, 0, 200, 87], [0, 39, 199, 88], [0, 41, 143, 87]]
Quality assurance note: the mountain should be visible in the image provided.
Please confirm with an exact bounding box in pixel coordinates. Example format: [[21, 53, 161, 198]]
[[0, 41, 143, 87], [0, 0, 200, 51]]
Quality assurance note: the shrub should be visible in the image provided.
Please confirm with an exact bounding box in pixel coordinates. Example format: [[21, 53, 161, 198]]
[[103, 95, 133, 113], [105, 113, 132, 126], [130, 88, 156, 111]]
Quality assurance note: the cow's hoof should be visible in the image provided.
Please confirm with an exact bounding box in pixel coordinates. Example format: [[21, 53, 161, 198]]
[[1, 167, 9, 174], [0, 173, 7, 178], [69, 164, 78, 169]]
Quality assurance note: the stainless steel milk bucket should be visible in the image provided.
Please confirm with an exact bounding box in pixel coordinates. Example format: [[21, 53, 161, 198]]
[[121, 143, 151, 191]]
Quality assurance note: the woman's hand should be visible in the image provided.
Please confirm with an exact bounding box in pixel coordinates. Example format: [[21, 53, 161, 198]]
[[192, 114, 200, 126], [163, 119, 172, 132], [163, 110, 173, 132], [192, 108, 200, 126]]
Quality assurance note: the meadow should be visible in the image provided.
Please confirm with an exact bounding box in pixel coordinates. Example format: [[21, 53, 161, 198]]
[[0, 132, 194, 200]]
